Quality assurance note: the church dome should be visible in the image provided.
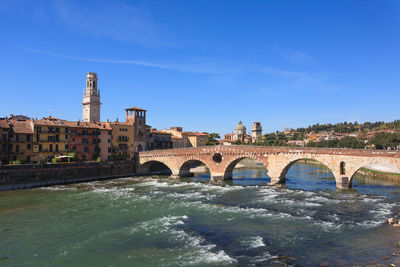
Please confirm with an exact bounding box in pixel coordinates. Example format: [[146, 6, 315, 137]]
[[235, 121, 246, 131]]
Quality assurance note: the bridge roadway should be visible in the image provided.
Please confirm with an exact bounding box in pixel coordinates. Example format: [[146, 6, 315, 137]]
[[138, 145, 400, 189]]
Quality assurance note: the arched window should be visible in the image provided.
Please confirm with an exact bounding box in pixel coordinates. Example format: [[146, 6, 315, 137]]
[[340, 162, 346, 175], [93, 81, 96, 88]]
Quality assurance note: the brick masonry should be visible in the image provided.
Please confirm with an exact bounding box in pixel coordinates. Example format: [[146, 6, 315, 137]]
[[138, 145, 400, 189]]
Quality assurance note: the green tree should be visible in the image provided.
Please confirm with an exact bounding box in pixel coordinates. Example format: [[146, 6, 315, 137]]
[[337, 136, 364, 148], [371, 132, 400, 149], [204, 132, 221, 146]]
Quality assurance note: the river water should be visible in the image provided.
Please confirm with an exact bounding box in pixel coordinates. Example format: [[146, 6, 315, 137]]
[[1, 162, 400, 266]]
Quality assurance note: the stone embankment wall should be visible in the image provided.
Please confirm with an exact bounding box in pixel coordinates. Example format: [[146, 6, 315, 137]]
[[357, 168, 400, 182], [0, 161, 136, 191]]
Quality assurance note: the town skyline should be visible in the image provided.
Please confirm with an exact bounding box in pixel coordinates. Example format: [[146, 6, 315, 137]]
[[1, 0, 399, 134], [2, 70, 400, 137]]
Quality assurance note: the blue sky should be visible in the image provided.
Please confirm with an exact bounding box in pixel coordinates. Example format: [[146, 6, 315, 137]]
[[0, 0, 399, 135]]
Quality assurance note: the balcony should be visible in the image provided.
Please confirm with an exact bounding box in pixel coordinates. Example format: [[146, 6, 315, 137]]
[[37, 149, 68, 153], [9, 150, 27, 154]]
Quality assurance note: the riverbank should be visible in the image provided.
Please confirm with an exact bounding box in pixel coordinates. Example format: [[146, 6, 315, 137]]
[[357, 167, 400, 182], [293, 160, 400, 182], [0, 161, 136, 191]]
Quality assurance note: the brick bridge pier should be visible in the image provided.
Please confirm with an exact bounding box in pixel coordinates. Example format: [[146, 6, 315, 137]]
[[138, 145, 400, 189]]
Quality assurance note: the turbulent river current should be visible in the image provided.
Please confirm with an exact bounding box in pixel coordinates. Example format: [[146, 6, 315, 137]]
[[1, 162, 400, 266]]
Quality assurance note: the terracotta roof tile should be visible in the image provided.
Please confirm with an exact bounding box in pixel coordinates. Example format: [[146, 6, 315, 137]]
[[151, 130, 172, 135], [10, 120, 33, 134], [0, 119, 10, 129], [182, 131, 207, 136], [33, 118, 68, 127]]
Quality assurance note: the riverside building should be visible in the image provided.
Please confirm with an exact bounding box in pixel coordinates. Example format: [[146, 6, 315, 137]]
[[0, 118, 10, 164], [66, 121, 112, 162], [32, 117, 69, 162], [8, 118, 34, 163]]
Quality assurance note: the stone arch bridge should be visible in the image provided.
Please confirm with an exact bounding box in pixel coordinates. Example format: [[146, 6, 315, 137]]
[[138, 145, 400, 189]]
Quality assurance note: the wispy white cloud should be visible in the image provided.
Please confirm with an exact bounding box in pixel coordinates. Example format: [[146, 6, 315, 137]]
[[24, 48, 241, 74], [24, 48, 342, 93]]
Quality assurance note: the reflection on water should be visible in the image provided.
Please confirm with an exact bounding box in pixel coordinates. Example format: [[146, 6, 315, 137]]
[[1, 162, 400, 266]]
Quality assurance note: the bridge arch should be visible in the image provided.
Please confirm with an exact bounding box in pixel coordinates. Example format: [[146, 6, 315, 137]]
[[349, 161, 400, 188], [223, 157, 268, 180], [278, 158, 336, 187], [178, 159, 211, 178], [138, 160, 174, 176], [279, 158, 335, 181]]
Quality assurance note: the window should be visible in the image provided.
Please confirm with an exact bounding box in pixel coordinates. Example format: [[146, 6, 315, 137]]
[[65, 128, 69, 133], [39, 144, 42, 152], [2, 133, 7, 142], [16, 145, 19, 153], [71, 129, 77, 134], [72, 146, 76, 151], [27, 144, 31, 150], [108, 147, 111, 153], [72, 138, 75, 142], [83, 138, 88, 144], [49, 144, 53, 152], [108, 139, 110, 143], [340, 162, 346, 175], [83, 146, 89, 153], [55, 144, 59, 152], [16, 134, 19, 142], [65, 135, 68, 140], [56, 128, 60, 133], [65, 144, 68, 150], [83, 130, 88, 135], [26, 135, 31, 142]]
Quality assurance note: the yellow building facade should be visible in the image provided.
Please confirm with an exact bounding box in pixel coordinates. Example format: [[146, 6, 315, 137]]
[[185, 132, 207, 147], [9, 119, 34, 163], [32, 117, 69, 162], [109, 122, 135, 160]]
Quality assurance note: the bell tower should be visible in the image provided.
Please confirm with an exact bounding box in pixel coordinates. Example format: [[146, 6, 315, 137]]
[[82, 72, 101, 122], [252, 122, 262, 143]]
